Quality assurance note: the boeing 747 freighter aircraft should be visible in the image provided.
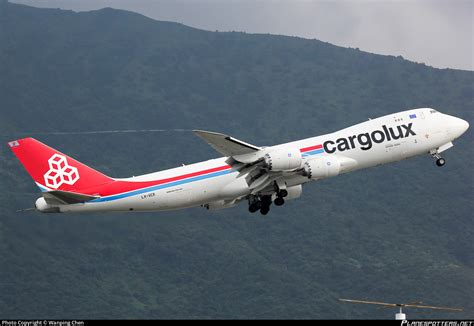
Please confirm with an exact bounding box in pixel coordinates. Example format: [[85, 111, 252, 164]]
[[9, 108, 469, 215]]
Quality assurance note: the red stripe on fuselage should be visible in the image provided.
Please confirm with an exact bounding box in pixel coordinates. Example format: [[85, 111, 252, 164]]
[[72, 164, 233, 197], [300, 144, 323, 152]]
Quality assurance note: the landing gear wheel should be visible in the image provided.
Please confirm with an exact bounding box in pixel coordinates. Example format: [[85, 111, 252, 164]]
[[278, 189, 288, 198], [261, 195, 272, 205], [248, 200, 262, 213], [430, 149, 446, 167], [274, 197, 285, 206], [248, 204, 259, 213], [260, 206, 270, 215]]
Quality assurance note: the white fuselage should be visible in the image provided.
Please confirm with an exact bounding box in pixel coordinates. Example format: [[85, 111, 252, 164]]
[[55, 108, 469, 213]]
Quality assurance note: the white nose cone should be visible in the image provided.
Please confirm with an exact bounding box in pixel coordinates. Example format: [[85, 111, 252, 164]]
[[449, 116, 469, 139], [456, 118, 469, 136], [460, 119, 470, 134]]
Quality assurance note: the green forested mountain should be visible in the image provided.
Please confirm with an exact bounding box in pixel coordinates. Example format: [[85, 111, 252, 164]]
[[0, 0, 473, 319]]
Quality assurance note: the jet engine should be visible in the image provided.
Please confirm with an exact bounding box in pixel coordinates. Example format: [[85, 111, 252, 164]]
[[264, 148, 302, 171], [302, 156, 341, 180]]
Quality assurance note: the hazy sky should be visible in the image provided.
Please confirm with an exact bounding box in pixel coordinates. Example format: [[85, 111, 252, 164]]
[[13, 0, 474, 71]]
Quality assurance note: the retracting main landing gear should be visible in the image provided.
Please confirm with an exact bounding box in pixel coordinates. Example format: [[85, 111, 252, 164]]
[[259, 195, 272, 215], [248, 195, 272, 215], [430, 149, 446, 167], [248, 196, 261, 213], [248, 180, 289, 215], [274, 197, 285, 206], [273, 180, 288, 206]]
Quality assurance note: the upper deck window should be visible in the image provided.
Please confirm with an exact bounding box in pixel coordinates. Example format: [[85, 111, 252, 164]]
[[430, 109, 438, 114]]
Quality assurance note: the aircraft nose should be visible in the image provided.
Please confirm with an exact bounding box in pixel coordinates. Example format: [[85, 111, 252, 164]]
[[461, 119, 469, 133], [449, 117, 469, 138]]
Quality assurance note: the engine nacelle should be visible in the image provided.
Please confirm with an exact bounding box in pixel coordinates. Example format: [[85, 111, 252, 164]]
[[302, 156, 341, 180], [264, 148, 302, 171], [285, 185, 302, 201]]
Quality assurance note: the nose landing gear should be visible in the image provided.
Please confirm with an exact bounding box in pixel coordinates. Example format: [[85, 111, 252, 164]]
[[430, 149, 445, 167]]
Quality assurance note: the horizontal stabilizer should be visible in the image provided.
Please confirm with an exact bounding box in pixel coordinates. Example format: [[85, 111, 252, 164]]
[[193, 130, 261, 157], [42, 190, 100, 205]]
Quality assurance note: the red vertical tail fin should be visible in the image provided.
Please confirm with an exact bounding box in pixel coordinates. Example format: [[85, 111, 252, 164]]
[[9, 138, 113, 193]]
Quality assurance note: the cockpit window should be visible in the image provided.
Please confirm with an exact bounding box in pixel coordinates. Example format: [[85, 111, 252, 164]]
[[430, 109, 438, 114]]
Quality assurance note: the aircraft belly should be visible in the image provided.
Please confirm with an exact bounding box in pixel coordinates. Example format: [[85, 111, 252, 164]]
[[145, 170, 239, 210], [58, 171, 241, 212]]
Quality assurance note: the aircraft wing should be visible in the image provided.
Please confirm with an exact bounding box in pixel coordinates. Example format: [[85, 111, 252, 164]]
[[194, 130, 296, 195], [193, 130, 261, 158], [42, 190, 100, 205]]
